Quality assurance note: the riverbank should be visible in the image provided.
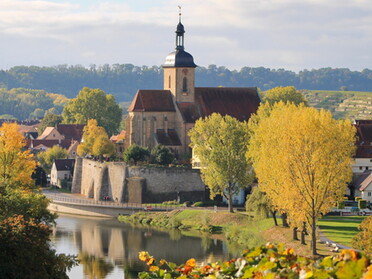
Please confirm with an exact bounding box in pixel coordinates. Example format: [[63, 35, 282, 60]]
[[118, 210, 352, 258], [119, 209, 274, 253]]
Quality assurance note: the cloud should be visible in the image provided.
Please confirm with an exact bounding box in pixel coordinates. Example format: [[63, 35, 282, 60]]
[[0, 0, 371, 71]]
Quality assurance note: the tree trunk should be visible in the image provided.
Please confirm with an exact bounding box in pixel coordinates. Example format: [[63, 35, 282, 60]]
[[228, 185, 234, 213], [301, 230, 306, 245], [293, 227, 298, 240], [271, 210, 278, 226], [311, 214, 317, 256], [281, 213, 289, 227]]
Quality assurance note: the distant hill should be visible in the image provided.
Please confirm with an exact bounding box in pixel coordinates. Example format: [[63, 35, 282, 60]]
[[303, 90, 372, 120], [0, 65, 371, 102]]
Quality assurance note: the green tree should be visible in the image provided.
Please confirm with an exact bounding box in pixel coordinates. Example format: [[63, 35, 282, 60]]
[[123, 144, 150, 165], [247, 102, 356, 255], [38, 145, 68, 171], [62, 87, 122, 136], [264, 86, 308, 106], [246, 186, 278, 225], [352, 216, 372, 256], [38, 113, 63, 136], [189, 113, 252, 213], [151, 145, 175, 165]]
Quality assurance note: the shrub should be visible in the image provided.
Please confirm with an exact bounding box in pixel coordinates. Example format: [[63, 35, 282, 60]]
[[337, 200, 345, 209], [192, 201, 220, 207], [359, 199, 367, 209], [138, 244, 371, 279]]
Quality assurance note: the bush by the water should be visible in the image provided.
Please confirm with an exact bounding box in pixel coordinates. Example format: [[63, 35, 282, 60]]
[[138, 243, 372, 279]]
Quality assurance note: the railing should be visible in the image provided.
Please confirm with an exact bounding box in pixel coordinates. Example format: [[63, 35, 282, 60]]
[[44, 192, 186, 211]]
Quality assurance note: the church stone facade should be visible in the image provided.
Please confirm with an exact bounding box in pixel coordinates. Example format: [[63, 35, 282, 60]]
[[125, 17, 261, 158]]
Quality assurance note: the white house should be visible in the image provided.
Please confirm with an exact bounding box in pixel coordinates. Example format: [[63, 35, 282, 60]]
[[50, 159, 75, 188], [357, 172, 372, 203]]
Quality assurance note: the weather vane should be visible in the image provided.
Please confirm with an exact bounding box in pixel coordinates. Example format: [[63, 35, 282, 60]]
[[178, 5, 182, 21]]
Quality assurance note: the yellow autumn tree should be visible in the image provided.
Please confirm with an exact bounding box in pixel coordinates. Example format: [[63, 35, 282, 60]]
[[0, 123, 36, 187], [78, 119, 115, 158], [189, 113, 252, 213], [247, 102, 356, 255]]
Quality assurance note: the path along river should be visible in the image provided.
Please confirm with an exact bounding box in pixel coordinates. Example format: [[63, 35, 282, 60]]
[[51, 214, 233, 279]]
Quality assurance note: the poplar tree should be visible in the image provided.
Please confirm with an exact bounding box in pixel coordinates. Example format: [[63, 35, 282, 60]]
[[247, 102, 355, 255], [189, 113, 252, 213]]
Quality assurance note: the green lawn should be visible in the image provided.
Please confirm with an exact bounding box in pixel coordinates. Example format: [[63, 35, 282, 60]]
[[318, 216, 366, 247]]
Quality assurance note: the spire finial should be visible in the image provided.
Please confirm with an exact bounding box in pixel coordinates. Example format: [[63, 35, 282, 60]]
[[178, 5, 182, 22]]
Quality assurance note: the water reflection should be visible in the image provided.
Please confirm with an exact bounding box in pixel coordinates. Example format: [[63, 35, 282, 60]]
[[51, 214, 231, 279]]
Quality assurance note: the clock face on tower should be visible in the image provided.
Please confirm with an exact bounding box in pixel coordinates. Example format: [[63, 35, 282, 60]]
[[182, 69, 188, 75]]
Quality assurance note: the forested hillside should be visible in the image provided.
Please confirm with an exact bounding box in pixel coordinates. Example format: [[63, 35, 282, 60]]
[[0, 88, 68, 120], [1, 65, 371, 102]]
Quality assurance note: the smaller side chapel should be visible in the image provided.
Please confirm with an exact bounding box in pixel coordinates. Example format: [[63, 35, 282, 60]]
[[125, 14, 261, 157]]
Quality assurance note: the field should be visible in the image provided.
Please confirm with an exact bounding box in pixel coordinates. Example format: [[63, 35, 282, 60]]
[[303, 90, 372, 120], [318, 216, 366, 247]]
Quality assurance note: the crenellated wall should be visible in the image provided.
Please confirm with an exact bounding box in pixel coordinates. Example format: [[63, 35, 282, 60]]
[[72, 158, 205, 203]]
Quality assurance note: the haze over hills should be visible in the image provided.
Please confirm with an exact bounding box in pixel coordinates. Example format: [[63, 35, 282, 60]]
[[1, 65, 371, 102], [0, 64, 372, 121]]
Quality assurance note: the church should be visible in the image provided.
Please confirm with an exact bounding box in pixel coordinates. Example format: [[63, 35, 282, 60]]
[[125, 15, 261, 159]]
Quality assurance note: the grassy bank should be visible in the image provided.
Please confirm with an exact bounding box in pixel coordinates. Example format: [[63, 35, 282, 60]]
[[318, 216, 366, 247], [118, 209, 273, 253]]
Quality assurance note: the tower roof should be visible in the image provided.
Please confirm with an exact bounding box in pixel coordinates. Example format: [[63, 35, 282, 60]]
[[163, 12, 196, 68]]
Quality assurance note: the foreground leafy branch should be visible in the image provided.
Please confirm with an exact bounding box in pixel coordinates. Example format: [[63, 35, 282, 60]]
[[138, 244, 371, 279]]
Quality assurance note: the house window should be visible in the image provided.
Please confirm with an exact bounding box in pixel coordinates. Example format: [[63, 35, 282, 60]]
[[368, 192, 372, 197], [366, 167, 369, 170], [182, 77, 187, 92], [359, 166, 363, 170]]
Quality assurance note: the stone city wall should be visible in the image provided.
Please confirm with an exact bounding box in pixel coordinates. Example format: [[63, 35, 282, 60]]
[[72, 158, 205, 203]]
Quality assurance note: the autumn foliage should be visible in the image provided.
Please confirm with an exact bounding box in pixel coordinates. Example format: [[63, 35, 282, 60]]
[[138, 244, 371, 279]]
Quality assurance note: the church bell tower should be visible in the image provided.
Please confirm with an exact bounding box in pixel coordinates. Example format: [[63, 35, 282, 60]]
[[163, 9, 197, 103]]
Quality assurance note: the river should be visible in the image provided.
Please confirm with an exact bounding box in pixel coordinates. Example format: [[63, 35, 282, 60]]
[[50, 214, 232, 279]]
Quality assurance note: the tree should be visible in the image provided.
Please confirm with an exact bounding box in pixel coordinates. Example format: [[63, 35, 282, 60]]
[[352, 216, 372, 256], [263, 86, 308, 106], [0, 123, 76, 277], [246, 186, 278, 226], [62, 87, 122, 136], [189, 113, 252, 213], [151, 145, 175, 165], [0, 123, 36, 187], [123, 144, 150, 165], [247, 102, 356, 255], [38, 145, 68, 171], [77, 119, 115, 158], [38, 113, 63, 136]]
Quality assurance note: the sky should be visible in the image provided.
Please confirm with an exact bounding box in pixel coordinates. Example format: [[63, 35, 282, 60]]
[[0, 0, 371, 72]]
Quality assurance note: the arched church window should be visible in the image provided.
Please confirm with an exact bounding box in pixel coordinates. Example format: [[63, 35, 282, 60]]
[[182, 77, 187, 92], [168, 75, 171, 88]]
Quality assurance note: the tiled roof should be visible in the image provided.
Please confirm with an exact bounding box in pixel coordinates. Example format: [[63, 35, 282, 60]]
[[352, 171, 372, 191], [54, 159, 75, 171], [56, 124, 85, 142], [177, 87, 260, 123], [18, 125, 37, 134], [110, 130, 126, 143], [128, 90, 176, 112], [354, 120, 372, 158], [30, 139, 72, 149], [38, 127, 59, 140], [155, 129, 182, 146]]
